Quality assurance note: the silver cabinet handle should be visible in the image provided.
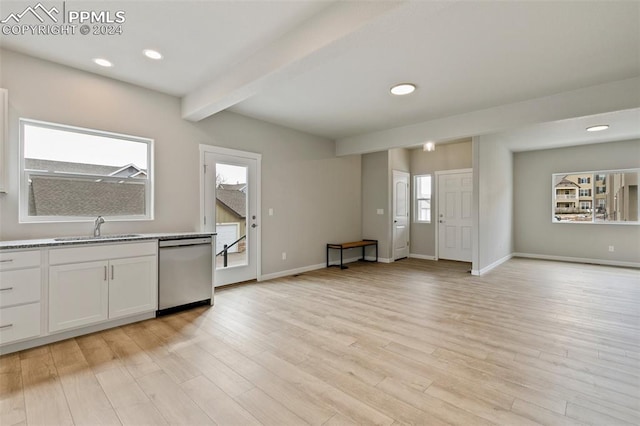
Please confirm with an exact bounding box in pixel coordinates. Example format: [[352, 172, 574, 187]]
[[0, 259, 13, 263], [104, 266, 108, 281], [0, 324, 13, 330], [111, 265, 114, 280], [0, 287, 14, 291]]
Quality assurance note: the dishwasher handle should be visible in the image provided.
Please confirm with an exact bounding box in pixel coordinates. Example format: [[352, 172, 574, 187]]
[[159, 237, 212, 248]]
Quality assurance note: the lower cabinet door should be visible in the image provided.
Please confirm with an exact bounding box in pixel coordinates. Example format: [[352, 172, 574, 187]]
[[108, 256, 157, 319], [49, 261, 109, 332], [0, 303, 41, 345]]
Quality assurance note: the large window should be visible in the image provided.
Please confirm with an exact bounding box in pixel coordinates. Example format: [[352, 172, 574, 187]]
[[20, 119, 153, 223], [414, 174, 432, 223], [552, 169, 639, 224]]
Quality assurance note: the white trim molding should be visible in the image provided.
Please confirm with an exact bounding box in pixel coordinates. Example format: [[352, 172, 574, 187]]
[[409, 253, 436, 260], [513, 253, 640, 269], [471, 253, 513, 276]]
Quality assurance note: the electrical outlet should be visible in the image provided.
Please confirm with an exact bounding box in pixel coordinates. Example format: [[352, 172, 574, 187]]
[[282, 252, 287, 260], [268, 208, 274, 216], [608, 245, 615, 252]]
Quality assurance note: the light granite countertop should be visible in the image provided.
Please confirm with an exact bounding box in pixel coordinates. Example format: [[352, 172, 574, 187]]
[[0, 232, 216, 250]]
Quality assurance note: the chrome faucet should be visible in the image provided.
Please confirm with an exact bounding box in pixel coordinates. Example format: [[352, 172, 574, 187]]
[[93, 216, 105, 237]]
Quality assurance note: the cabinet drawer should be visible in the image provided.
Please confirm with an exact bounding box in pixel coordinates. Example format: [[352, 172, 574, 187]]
[[50, 242, 157, 265], [0, 268, 41, 308], [0, 250, 40, 271], [0, 303, 41, 345]]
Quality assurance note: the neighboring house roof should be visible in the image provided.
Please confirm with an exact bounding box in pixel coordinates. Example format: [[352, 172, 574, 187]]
[[218, 183, 246, 192], [26, 159, 148, 217], [108, 164, 148, 178], [25, 159, 147, 178], [216, 188, 246, 218], [29, 176, 145, 216], [555, 176, 580, 188]]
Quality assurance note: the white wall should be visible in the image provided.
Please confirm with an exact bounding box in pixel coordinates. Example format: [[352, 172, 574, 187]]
[[0, 49, 361, 276], [409, 140, 472, 257], [474, 136, 514, 274], [513, 139, 640, 265]]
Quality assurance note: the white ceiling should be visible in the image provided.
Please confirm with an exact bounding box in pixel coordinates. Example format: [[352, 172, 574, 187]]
[[1, 0, 639, 145]]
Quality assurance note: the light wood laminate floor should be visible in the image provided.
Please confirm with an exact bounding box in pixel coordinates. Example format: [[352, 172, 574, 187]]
[[1, 258, 639, 425]]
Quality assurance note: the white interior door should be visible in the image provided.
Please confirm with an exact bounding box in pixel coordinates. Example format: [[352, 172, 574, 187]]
[[437, 170, 473, 262], [392, 170, 410, 260], [202, 147, 260, 287]]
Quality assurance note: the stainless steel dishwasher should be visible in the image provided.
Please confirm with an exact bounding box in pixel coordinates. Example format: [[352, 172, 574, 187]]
[[157, 236, 213, 316]]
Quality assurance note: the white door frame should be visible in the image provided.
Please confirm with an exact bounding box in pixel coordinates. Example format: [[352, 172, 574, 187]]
[[434, 168, 473, 261], [199, 144, 262, 283]]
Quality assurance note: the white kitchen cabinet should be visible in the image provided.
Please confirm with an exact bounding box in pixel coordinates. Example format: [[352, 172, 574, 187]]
[[49, 261, 109, 332], [0, 249, 42, 346], [48, 242, 157, 333], [109, 256, 157, 319]]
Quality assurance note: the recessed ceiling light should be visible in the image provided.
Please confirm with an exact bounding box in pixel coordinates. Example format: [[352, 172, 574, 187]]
[[390, 83, 416, 96], [423, 141, 436, 152], [93, 58, 113, 67], [586, 125, 609, 132], [143, 49, 163, 60]]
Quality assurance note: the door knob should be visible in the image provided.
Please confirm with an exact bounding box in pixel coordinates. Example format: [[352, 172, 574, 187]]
[[251, 223, 258, 228], [439, 220, 445, 223]]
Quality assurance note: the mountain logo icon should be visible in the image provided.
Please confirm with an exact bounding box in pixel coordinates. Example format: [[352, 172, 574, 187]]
[[1, 2, 60, 24]]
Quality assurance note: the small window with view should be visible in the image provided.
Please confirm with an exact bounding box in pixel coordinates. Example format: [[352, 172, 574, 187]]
[[20, 119, 153, 223], [414, 174, 432, 223]]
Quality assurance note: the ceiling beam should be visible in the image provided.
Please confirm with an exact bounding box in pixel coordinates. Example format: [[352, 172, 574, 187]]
[[181, 0, 406, 122]]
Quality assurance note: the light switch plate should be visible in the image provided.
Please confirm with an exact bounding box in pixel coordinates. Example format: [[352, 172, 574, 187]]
[[377, 209, 384, 215]]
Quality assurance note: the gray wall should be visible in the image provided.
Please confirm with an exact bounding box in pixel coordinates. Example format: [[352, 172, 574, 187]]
[[409, 140, 472, 257], [389, 148, 410, 173], [361, 151, 390, 259], [475, 137, 514, 273], [0, 49, 362, 276], [513, 139, 640, 264]]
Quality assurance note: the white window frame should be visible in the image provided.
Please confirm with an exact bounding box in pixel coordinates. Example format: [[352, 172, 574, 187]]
[[19, 118, 154, 223], [551, 168, 639, 225], [413, 174, 432, 223]]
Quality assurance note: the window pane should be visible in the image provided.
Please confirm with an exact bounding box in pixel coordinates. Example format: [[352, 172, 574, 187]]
[[553, 174, 593, 222], [417, 199, 430, 222], [594, 172, 639, 222], [24, 124, 148, 169], [216, 163, 248, 270], [553, 170, 639, 224], [21, 119, 152, 221], [414, 174, 432, 223], [416, 175, 431, 198]]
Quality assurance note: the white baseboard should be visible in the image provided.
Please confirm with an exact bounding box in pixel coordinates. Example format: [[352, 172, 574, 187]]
[[409, 253, 436, 260], [513, 253, 640, 269], [259, 263, 326, 281], [259, 255, 384, 282], [471, 253, 513, 276]]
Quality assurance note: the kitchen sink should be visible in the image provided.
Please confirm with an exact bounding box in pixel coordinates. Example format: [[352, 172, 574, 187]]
[[54, 234, 142, 242]]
